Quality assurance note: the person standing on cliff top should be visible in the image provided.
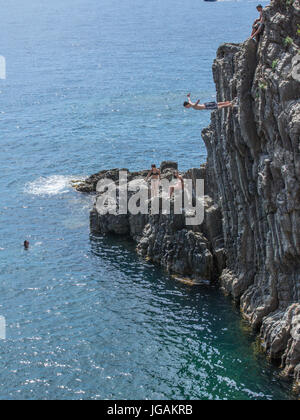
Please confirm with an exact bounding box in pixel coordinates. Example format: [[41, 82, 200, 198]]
[[183, 94, 232, 111], [250, 5, 264, 41], [170, 171, 184, 198], [146, 164, 161, 197]]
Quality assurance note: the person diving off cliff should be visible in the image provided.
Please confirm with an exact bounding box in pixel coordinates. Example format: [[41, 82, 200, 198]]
[[183, 93, 232, 111]]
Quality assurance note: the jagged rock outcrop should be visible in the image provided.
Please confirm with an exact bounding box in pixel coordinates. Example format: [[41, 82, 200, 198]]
[[87, 162, 225, 283], [76, 168, 149, 194], [202, 0, 300, 389]]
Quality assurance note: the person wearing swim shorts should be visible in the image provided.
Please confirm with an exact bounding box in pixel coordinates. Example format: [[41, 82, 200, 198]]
[[183, 93, 232, 110], [250, 5, 264, 41]]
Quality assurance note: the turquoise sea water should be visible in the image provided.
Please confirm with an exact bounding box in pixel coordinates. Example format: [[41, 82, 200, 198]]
[[0, 0, 294, 400]]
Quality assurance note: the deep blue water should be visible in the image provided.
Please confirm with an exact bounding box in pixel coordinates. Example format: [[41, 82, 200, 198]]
[[0, 0, 293, 400]]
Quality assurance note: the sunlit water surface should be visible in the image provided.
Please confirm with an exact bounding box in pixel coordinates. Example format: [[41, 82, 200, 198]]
[[0, 0, 293, 400]]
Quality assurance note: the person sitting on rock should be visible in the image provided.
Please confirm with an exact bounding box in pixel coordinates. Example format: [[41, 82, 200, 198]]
[[146, 164, 161, 197], [250, 4, 264, 41], [170, 171, 184, 198], [183, 93, 232, 111]]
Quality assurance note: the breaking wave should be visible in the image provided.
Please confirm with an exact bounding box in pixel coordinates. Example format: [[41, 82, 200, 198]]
[[24, 175, 80, 196]]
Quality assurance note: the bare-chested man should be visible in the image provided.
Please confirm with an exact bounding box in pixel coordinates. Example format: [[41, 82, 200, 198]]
[[250, 5, 264, 41], [183, 93, 232, 111]]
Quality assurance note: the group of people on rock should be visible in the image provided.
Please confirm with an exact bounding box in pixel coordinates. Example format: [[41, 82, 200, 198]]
[[146, 164, 184, 198], [146, 4, 266, 196], [23, 4, 267, 249]]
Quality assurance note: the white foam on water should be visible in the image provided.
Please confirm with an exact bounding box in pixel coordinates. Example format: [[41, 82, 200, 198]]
[[25, 175, 80, 196]]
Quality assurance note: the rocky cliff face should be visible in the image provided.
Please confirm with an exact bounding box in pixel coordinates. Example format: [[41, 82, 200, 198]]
[[78, 0, 300, 393], [202, 0, 300, 390]]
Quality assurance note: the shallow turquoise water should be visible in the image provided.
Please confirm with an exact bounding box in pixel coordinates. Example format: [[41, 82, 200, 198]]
[[0, 0, 293, 400]]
